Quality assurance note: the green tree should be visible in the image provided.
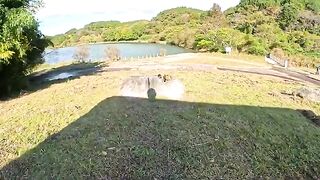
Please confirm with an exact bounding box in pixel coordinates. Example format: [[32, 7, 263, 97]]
[[255, 23, 288, 49], [228, 6, 276, 34], [278, 2, 299, 30], [195, 28, 248, 53], [239, 0, 282, 9], [0, 0, 50, 96], [306, 0, 320, 13], [200, 3, 228, 33]]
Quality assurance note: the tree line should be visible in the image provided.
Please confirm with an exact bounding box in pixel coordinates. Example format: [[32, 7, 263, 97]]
[[51, 1, 320, 68]]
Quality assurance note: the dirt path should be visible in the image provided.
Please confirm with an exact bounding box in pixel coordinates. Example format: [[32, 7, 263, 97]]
[[105, 64, 319, 85], [106, 54, 320, 86], [272, 67, 320, 86], [217, 66, 320, 86]]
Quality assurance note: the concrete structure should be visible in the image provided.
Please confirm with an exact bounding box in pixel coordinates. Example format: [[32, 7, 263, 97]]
[[225, 46, 232, 55], [120, 76, 184, 100]]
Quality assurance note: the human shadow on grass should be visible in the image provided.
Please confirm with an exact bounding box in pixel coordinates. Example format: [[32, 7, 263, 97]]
[[1, 96, 320, 179]]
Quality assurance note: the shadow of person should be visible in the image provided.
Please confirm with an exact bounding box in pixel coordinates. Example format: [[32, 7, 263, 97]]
[[147, 88, 157, 101]]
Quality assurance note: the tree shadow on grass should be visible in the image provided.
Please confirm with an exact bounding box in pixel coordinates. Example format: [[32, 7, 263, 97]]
[[27, 62, 131, 95], [1, 62, 105, 101], [28, 62, 104, 89], [1, 97, 320, 179]]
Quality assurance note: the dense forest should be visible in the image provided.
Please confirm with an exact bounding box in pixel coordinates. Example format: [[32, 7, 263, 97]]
[[52, 0, 319, 67]]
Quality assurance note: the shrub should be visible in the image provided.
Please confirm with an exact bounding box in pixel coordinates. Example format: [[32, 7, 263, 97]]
[[289, 54, 319, 68], [247, 45, 267, 55], [278, 3, 299, 30], [73, 45, 90, 62], [105, 47, 121, 61], [194, 28, 247, 53], [195, 39, 215, 51], [159, 48, 167, 56], [271, 48, 288, 60]]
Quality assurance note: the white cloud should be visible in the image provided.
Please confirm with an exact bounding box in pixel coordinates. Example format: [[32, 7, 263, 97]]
[[36, 0, 240, 35]]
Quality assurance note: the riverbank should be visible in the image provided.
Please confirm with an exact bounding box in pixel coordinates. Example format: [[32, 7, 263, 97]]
[[1, 53, 320, 179]]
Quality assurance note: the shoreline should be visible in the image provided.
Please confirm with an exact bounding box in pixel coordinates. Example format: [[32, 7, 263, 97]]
[[47, 40, 172, 50]]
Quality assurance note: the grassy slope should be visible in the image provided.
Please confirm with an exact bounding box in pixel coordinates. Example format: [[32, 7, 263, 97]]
[[174, 53, 267, 67], [0, 59, 320, 178]]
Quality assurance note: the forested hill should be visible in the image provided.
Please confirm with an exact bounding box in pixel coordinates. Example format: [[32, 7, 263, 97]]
[[50, 0, 320, 67]]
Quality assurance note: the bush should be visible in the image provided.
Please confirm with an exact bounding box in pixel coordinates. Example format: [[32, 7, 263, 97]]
[[289, 54, 319, 68], [194, 28, 248, 53], [271, 48, 288, 60], [73, 46, 90, 62], [105, 47, 121, 61], [159, 48, 167, 56], [278, 3, 299, 30], [306, 0, 320, 13], [238, 35, 267, 55], [247, 45, 267, 55], [195, 39, 215, 51], [170, 29, 196, 48]]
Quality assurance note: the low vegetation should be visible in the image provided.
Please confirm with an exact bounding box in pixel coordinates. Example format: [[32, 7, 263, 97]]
[[105, 46, 121, 62], [159, 48, 167, 57], [73, 45, 90, 63]]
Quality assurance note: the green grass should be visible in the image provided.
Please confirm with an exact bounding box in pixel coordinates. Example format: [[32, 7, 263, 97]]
[[175, 52, 268, 68], [0, 65, 320, 178], [210, 52, 266, 63]]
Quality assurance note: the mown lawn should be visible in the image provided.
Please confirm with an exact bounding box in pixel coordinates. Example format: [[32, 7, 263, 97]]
[[0, 65, 320, 179]]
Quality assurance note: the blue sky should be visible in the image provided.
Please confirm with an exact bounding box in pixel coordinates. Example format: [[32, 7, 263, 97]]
[[36, 0, 240, 36]]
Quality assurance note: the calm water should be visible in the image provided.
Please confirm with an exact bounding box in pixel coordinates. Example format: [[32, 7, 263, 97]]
[[44, 43, 192, 64]]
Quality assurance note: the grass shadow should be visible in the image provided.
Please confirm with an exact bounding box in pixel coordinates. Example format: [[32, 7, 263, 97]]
[[1, 62, 105, 101], [29, 62, 105, 87], [1, 96, 320, 179]]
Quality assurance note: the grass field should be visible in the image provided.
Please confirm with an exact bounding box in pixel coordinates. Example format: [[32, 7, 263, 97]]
[[0, 55, 320, 179]]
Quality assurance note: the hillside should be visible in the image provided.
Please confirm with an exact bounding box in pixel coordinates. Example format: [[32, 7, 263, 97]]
[[49, 2, 320, 67]]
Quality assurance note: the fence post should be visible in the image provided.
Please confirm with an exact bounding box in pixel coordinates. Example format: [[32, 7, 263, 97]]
[[284, 60, 288, 68]]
